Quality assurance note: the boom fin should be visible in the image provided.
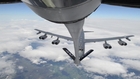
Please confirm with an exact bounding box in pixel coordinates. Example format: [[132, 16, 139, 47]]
[[80, 49, 93, 61], [63, 48, 75, 60], [63, 48, 93, 61]]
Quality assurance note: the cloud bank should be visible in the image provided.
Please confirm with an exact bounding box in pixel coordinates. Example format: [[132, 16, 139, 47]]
[[0, 18, 140, 78]]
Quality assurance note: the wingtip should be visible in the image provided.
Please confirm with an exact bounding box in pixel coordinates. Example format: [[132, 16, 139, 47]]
[[130, 35, 134, 37]]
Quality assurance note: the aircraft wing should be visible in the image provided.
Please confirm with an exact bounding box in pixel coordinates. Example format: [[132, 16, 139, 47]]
[[85, 35, 134, 43], [35, 29, 93, 40], [102, 0, 140, 8], [0, 0, 22, 4], [35, 29, 72, 41]]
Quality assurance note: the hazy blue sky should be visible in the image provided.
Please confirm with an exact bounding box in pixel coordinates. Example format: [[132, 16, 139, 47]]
[[0, 3, 140, 20]]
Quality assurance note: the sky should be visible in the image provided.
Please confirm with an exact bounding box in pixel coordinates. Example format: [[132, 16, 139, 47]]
[[0, 2, 140, 79], [92, 4, 140, 20]]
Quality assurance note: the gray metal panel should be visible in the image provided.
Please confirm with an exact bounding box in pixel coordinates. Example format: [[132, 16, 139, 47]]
[[22, 0, 101, 23]]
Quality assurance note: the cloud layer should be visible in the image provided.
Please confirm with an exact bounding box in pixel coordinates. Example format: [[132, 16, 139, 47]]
[[0, 18, 140, 78]]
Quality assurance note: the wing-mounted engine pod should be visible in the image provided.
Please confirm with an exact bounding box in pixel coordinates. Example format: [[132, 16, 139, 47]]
[[118, 39, 127, 46], [103, 41, 112, 49], [52, 38, 60, 45], [22, 0, 101, 23], [39, 34, 47, 40]]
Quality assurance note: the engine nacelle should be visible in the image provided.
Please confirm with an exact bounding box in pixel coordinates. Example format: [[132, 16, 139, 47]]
[[52, 39, 60, 45], [39, 35, 47, 40], [118, 40, 127, 46], [103, 42, 112, 49]]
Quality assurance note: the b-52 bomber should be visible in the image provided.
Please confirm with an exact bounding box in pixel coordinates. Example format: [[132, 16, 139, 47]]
[[1, 0, 139, 65], [35, 29, 134, 65]]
